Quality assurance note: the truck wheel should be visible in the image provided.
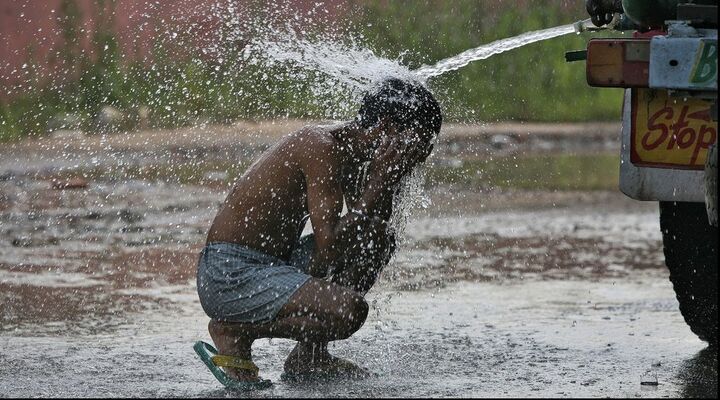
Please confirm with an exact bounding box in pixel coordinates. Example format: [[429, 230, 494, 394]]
[[660, 201, 718, 347]]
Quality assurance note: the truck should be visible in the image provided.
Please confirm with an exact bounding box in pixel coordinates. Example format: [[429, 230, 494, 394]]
[[571, 0, 718, 347]]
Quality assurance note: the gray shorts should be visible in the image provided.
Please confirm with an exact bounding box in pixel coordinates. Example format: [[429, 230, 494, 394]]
[[196, 235, 315, 324]]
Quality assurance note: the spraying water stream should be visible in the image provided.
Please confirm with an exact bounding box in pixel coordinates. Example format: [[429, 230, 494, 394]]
[[247, 18, 592, 94], [414, 23, 578, 80]]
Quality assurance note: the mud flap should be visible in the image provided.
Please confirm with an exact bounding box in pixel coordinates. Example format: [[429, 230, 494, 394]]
[[705, 143, 717, 226]]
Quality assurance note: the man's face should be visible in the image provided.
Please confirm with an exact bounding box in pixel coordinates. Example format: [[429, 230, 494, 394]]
[[364, 120, 434, 166], [355, 119, 394, 161], [369, 118, 400, 147], [404, 129, 435, 163]]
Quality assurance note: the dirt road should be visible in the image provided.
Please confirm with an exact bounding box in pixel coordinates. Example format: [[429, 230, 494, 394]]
[[0, 123, 716, 397]]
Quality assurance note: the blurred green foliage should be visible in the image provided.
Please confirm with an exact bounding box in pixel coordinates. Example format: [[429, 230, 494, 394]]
[[428, 153, 620, 191], [355, 0, 623, 122], [0, 0, 623, 141]]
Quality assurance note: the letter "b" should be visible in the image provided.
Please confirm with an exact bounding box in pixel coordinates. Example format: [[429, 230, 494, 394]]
[[691, 41, 718, 86]]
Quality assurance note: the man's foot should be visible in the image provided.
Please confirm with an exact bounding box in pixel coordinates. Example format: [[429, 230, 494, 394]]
[[208, 320, 261, 382], [283, 342, 370, 381]]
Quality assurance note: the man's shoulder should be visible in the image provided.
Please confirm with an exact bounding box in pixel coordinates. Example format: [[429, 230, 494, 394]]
[[289, 126, 342, 158], [290, 125, 336, 145], [288, 126, 343, 173]]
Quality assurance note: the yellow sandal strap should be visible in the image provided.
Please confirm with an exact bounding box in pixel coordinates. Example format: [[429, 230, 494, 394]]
[[211, 355, 259, 375]]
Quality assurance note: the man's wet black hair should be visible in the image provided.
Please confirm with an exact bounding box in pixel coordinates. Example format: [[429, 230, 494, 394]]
[[356, 78, 442, 139]]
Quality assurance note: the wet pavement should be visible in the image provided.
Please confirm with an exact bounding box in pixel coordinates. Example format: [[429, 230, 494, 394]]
[[1, 186, 716, 397], [0, 124, 717, 397], [1, 273, 716, 398]]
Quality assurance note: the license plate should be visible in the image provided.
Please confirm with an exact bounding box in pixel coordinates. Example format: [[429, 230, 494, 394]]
[[630, 88, 717, 170]]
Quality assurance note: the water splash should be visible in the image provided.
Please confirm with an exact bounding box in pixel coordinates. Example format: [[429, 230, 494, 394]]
[[390, 165, 431, 242], [245, 20, 580, 117], [242, 22, 417, 119], [245, 27, 415, 97], [414, 24, 576, 80]]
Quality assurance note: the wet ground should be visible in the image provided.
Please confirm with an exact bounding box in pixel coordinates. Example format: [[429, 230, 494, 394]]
[[0, 122, 717, 397]]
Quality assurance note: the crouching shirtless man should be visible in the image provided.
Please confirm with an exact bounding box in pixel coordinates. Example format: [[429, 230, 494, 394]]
[[196, 78, 442, 383]]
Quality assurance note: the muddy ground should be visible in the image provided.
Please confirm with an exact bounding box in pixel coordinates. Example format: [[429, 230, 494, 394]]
[[0, 122, 717, 397]]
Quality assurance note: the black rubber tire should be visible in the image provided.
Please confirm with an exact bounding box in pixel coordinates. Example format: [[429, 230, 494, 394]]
[[660, 201, 718, 347]]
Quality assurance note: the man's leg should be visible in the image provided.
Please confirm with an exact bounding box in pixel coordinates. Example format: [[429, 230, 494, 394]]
[[208, 278, 368, 381], [283, 214, 396, 377]]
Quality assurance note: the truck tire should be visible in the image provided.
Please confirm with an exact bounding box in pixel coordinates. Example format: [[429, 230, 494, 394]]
[[660, 201, 718, 347]]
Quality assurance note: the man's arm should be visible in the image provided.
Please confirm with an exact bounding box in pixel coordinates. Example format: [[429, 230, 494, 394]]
[[301, 144, 345, 278], [302, 134, 424, 277], [338, 137, 424, 273], [349, 136, 422, 221]]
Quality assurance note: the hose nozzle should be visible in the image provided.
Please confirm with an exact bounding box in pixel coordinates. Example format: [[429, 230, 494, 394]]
[[573, 12, 622, 33]]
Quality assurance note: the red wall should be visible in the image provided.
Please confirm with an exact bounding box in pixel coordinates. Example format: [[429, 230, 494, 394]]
[[0, 0, 346, 99]]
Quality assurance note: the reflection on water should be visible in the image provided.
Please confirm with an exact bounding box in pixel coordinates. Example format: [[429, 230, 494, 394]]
[[678, 347, 718, 398]]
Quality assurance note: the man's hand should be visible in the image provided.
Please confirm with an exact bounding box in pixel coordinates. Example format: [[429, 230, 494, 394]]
[[351, 133, 427, 220], [367, 135, 424, 189]]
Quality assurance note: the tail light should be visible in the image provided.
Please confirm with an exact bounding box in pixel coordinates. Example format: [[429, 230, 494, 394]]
[[586, 39, 650, 88]]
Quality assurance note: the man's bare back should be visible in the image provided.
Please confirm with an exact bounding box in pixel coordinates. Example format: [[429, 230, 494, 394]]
[[207, 127, 344, 261]]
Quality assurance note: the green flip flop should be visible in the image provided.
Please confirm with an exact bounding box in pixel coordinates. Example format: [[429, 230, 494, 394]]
[[193, 341, 272, 390]]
